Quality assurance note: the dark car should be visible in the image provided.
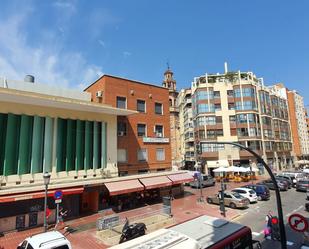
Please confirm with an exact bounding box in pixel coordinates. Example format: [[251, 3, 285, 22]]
[[296, 179, 309, 192], [275, 176, 292, 189], [277, 174, 296, 187], [258, 179, 288, 191], [306, 202, 309, 212], [242, 184, 270, 201]]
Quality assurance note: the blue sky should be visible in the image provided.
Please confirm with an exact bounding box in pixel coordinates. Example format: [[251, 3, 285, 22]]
[[0, 0, 308, 106]]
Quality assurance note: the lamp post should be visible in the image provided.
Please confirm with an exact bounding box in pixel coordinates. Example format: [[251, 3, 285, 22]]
[[43, 172, 51, 232], [203, 141, 287, 249]]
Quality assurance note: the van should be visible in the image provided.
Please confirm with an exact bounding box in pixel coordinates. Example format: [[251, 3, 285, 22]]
[[17, 231, 72, 249], [190, 175, 215, 188]]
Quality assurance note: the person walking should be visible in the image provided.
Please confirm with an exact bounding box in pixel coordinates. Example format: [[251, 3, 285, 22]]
[[54, 207, 68, 230], [264, 211, 273, 239]]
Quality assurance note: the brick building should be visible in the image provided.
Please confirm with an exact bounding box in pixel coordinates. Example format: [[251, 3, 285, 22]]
[[85, 75, 172, 175]]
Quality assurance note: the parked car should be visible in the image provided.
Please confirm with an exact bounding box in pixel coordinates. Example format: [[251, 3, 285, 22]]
[[276, 174, 296, 187], [242, 184, 270, 201], [306, 202, 309, 212], [190, 175, 215, 188], [296, 179, 309, 192], [232, 187, 258, 203], [206, 191, 250, 209], [275, 176, 292, 189], [17, 231, 72, 249], [281, 172, 304, 185], [258, 179, 288, 191]]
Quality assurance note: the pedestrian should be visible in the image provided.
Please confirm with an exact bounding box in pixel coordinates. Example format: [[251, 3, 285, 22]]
[[264, 211, 273, 239], [54, 207, 68, 230]]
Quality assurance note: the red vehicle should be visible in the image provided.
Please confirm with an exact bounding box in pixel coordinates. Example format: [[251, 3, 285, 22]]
[[110, 215, 261, 249]]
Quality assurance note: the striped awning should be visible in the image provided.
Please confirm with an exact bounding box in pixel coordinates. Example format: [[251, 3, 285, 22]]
[[167, 173, 194, 185], [0, 187, 84, 203], [139, 176, 172, 190], [104, 180, 144, 196]]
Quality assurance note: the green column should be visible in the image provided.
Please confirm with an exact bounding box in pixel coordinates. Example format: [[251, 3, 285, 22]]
[[66, 119, 76, 172], [0, 114, 8, 175], [18, 115, 33, 175], [84, 121, 93, 170], [43, 117, 53, 173], [31, 116, 44, 173], [4, 113, 20, 176], [56, 118, 66, 172], [101, 122, 107, 169], [75, 120, 84, 171], [93, 121, 99, 170]]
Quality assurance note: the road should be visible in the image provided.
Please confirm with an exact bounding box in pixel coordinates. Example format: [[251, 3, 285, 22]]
[[230, 187, 308, 248]]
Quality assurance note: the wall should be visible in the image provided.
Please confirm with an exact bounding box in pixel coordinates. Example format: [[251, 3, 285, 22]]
[[86, 75, 172, 174]]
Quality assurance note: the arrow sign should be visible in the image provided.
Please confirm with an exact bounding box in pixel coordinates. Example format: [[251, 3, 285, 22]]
[[288, 213, 308, 232]]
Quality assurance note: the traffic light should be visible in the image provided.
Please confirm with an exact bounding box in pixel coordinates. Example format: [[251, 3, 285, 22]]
[[271, 216, 280, 240]]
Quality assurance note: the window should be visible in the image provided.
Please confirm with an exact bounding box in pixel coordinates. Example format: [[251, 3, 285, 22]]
[[214, 104, 221, 111], [116, 96, 126, 109], [227, 90, 234, 97], [137, 124, 146, 137], [155, 102, 163, 114], [138, 169, 149, 174], [214, 91, 220, 98], [117, 122, 127, 136], [155, 125, 164, 137], [228, 103, 235, 110], [137, 100, 146, 113], [138, 149, 148, 161], [156, 148, 165, 161], [229, 115, 236, 122], [117, 149, 127, 162]]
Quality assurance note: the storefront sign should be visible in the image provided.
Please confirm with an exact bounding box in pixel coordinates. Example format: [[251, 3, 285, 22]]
[[97, 215, 120, 230], [143, 137, 169, 143]]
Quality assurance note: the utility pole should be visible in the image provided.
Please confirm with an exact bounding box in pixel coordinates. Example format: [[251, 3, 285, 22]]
[[219, 181, 226, 217]]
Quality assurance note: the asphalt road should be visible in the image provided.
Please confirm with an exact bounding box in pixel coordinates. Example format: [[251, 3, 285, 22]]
[[231, 187, 309, 248]]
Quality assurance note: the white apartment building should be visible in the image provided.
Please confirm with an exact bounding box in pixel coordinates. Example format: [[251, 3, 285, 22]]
[[177, 89, 195, 169], [187, 64, 293, 175]]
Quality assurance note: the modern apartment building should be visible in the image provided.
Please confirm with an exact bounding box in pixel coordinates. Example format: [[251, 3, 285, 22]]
[[85, 75, 172, 175], [162, 67, 180, 168], [189, 65, 293, 174], [177, 88, 195, 169], [287, 89, 309, 159]]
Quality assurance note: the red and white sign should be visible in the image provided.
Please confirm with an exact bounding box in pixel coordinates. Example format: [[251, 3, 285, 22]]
[[288, 213, 308, 232]]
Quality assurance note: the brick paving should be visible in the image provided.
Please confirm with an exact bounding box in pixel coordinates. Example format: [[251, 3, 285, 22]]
[[0, 179, 265, 249]]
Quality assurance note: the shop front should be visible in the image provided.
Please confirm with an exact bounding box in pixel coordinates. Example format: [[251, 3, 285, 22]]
[[0, 187, 83, 233]]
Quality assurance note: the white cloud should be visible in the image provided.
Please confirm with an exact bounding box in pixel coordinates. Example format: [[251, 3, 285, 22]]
[[53, 0, 76, 14], [0, 12, 103, 89]]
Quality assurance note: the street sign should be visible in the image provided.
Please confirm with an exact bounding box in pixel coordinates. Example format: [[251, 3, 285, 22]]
[[55, 199, 62, 204], [54, 190, 63, 200], [288, 213, 308, 232]]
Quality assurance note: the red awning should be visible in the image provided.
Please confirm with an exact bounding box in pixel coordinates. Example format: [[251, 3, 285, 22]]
[[167, 173, 194, 185], [139, 176, 172, 190], [0, 187, 84, 203], [104, 180, 144, 196]]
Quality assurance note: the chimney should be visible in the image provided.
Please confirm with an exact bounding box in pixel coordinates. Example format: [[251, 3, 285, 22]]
[[224, 62, 228, 74], [24, 75, 35, 83]]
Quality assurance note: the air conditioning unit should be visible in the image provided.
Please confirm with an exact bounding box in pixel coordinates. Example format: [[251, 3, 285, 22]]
[[118, 131, 125, 136], [96, 91, 103, 98], [156, 133, 163, 137]]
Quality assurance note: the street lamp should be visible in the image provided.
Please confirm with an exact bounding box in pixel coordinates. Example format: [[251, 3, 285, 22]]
[[203, 141, 287, 249], [43, 172, 51, 232]]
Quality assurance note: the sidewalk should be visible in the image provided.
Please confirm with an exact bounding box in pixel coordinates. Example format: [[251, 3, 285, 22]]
[[0, 179, 264, 249]]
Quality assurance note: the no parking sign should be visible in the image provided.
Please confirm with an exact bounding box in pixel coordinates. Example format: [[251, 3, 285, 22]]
[[288, 213, 308, 232]]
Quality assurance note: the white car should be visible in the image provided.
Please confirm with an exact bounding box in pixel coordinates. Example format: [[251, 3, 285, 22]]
[[17, 231, 72, 249], [232, 187, 258, 203]]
